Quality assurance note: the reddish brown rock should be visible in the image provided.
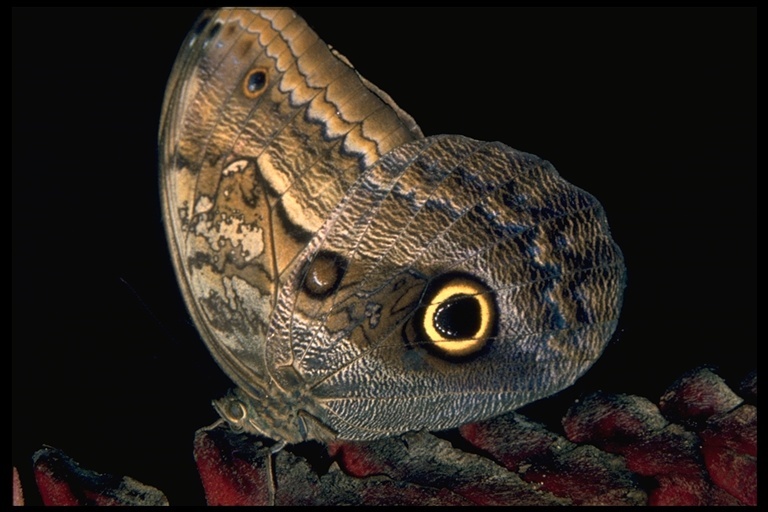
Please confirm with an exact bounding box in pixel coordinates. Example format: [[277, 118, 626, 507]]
[[563, 392, 668, 448], [194, 422, 477, 505], [31, 446, 168, 506], [700, 404, 757, 505], [275, 448, 474, 506], [460, 411, 645, 505], [22, 368, 757, 506], [563, 391, 746, 505], [193, 422, 273, 505], [330, 430, 567, 505], [459, 412, 562, 471], [658, 367, 743, 429]]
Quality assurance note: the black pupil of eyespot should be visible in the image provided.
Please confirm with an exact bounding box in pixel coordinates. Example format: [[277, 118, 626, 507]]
[[248, 71, 266, 92], [434, 294, 481, 339]]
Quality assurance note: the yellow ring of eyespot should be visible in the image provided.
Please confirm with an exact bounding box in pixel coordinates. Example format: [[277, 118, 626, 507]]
[[422, 277, 495, 357], [242, 67, 268, 99]]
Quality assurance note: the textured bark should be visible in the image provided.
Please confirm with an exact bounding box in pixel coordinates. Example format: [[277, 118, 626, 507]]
[[25, 367, 756, 505]]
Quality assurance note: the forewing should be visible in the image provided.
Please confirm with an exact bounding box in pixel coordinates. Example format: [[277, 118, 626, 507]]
[[159, 8, 422, 395]]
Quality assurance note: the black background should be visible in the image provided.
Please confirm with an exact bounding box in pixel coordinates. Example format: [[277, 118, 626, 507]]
[[13, 7, 755, 505]]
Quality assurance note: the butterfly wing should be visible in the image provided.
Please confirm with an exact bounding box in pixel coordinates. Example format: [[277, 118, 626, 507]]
[[161, 8, 625, 442], [269, 135, 626, 439], [159, 8, 422, 400]]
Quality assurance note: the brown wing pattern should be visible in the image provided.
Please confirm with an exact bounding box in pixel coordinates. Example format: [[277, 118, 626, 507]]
[[160, 8, 625, 443], [160, 8, 421, 394]]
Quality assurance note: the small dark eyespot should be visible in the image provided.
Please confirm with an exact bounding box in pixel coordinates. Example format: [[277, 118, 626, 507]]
[[302, 251, 347, 299], [197, 20, 221, 48], [192, 16, 212, 36], [207, 21, 222, 40], [243, 68, 268, 98]]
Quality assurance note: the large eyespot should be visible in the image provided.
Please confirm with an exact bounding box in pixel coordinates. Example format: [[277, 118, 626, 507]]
[[415, 273, 497, 359], [242, 67, 268, 98], [301, 250, 347, 299]]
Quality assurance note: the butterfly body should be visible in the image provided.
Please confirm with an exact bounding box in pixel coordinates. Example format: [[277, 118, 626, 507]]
[[160, 8, 625, 444]]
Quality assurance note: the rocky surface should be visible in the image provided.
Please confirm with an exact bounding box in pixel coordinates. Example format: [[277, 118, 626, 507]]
[[20, 367, 756, 505]]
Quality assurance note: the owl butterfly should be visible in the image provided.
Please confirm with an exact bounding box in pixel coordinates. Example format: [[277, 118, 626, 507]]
[[160, 8, 625, 447]]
